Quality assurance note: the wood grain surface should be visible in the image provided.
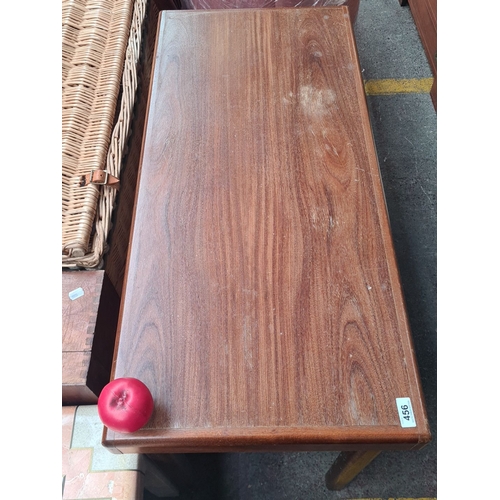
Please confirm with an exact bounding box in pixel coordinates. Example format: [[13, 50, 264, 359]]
[[408, 0, 437, 109], [185, 0, 360, 25], [408, 0, 436, 76], [104, 7, 430, 453], [63, 270, 119, 404]]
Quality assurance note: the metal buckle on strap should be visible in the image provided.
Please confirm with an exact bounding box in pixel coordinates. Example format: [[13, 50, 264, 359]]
[[90, 170, 109, 185]]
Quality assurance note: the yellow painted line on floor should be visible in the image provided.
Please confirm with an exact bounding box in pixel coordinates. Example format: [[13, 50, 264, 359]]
[[364, 78, 434, 95], [348, 498, 437, 500]]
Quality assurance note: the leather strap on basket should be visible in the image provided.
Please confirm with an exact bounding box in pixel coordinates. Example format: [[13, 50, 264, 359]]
[[79, 170, 120, 190]]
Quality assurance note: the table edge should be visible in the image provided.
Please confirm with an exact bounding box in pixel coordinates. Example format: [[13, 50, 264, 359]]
[[102, 425, 431, 454]]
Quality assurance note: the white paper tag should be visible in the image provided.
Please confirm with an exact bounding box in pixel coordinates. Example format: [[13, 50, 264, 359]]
[[69, 287, 84, 301], [396, 397, 416, 428]]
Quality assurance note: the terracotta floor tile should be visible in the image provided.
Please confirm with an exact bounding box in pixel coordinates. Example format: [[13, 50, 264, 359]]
[[63, 406, 146, 499], [62, 406, 77, 451], [62, 470, 143, 500], [62, 447, 93, 496]]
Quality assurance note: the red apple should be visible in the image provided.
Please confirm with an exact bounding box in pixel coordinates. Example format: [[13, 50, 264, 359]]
[[97, 377, 154, 433]]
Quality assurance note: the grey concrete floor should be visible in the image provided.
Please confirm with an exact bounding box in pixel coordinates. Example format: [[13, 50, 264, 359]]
[[147, 0, 437, 498]]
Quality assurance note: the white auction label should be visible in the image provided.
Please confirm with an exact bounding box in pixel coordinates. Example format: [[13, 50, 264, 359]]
[[396, 397, 416, 428], [69, 287, 84, 300]]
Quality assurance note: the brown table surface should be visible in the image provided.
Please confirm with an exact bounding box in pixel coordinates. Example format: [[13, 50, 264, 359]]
[[103, 7, 430, 455]]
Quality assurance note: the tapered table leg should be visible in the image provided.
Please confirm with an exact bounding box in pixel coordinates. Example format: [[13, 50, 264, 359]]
[[325, 450, 381, 490]]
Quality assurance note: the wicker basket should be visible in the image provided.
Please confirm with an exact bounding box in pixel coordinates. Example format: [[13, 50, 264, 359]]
[[62, 0, 147, 269]]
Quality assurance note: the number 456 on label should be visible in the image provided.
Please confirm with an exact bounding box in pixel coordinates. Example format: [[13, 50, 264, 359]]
[[396, 397, 416, 428]]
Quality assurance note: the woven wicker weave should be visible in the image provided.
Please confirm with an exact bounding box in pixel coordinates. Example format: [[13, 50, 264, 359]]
[[62, 0, 147, 268]]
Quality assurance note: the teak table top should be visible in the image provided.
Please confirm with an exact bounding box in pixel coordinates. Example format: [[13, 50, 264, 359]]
[[103, 7, 430, 454]]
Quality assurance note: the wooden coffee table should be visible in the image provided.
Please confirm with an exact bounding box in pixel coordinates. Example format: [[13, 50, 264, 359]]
[[102, 7, 431, 489]]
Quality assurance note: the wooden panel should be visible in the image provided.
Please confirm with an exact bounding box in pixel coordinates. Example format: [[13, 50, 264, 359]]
[[185, 0, 359, 25], [408, 0, 436, 108], [105, 0, 163, 297], [188, 0, 271, 8], [62, 352, 97, 405], [62, 270, 120, 404], [103, 7, 430, 454], [408, 0, 436, 75], [275, 0, 359, 24], [62, 271, 103, 354]]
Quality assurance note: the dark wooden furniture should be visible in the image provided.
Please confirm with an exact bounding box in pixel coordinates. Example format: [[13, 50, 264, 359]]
[[62, 271, 120, 404], [102, 7, 431, 489], [185, 0, 360, 24], [401, 0, 437, 109], [275, 0, 359, 23]]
